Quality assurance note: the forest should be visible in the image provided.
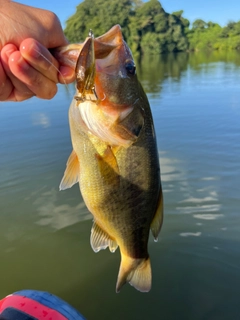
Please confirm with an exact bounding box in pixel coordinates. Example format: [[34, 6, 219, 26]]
[[64, 0, 240, 54]]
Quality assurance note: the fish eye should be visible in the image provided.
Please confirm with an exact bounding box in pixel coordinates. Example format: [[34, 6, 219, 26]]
[[125, 60, 136, 75]]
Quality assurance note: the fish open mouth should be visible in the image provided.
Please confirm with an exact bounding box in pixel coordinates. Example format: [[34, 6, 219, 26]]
[[74, 27, 122, 104]]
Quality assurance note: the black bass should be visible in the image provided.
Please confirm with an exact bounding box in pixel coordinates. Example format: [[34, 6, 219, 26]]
[[57, 25, 163, 292]]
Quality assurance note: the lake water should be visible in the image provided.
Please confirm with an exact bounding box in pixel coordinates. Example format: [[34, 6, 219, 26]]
[[0, 51, 240, 320]]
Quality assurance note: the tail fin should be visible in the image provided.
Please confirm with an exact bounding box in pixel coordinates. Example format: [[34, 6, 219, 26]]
[[116, 255, 152, 293]]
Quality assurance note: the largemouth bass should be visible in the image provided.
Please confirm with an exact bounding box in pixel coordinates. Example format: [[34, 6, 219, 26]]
[[57, 25, 163, 292]]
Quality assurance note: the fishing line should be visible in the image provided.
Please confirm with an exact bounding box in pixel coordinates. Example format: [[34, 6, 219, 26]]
[[32, 47, 70, 93]]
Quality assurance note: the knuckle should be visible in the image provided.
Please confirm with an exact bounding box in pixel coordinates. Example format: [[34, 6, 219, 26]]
[[45, 85, 57, 99], [37, 83, 57, 100], [29, 72, 58, 100], [31, 72, 44, 87], [43, 11, 64, 47], [0, 80, 12, 101], [45, 11, 61, 32], [15, 95, 32, 102], [44, 60, 59, 82]]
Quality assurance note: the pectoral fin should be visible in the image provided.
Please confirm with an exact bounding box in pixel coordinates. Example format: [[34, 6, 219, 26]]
[[151, 188, 164, 241], [95, 146, 120, 185], [59, 150, 79, 190], [91, 222, 118, 253]]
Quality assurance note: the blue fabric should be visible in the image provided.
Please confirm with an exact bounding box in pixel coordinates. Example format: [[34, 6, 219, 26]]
[[13, 290, 86, 320], [0, 307, 37, 320]]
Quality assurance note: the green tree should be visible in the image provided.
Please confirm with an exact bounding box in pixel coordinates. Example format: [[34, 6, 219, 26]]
[[64, 0, 240, 54], [128, 0, 189, 54], [64, 0, 135, 42], [192, 19, 207, 30], [64, 0, 189, 55]]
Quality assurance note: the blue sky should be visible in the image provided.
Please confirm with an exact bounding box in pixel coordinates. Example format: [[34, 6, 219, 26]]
[[19, 0, 240, 27]]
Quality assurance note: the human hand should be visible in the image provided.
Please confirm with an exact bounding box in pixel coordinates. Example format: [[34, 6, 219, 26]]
[[0, 39, 75, 101], [0, 1, 75, 102]]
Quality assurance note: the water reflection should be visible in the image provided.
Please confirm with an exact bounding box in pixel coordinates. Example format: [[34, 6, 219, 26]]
[[135, 53, 189, 93], [34, 188, 91, 230], [160, 151, 185, 184], [179, 232, 202, 237], [160, 150, 222, 219], [135, 50, 240, 94], [193, 214, 224, 221], [31, 113, 51, 128]]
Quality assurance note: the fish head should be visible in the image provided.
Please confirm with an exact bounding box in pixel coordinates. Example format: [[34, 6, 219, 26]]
[[58, 25, 145, 147], [94, 25, 139, 108], [54, 25, 140, 109]]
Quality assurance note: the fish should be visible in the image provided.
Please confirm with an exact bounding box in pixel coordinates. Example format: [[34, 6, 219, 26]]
[[57, 25, 163, 293]]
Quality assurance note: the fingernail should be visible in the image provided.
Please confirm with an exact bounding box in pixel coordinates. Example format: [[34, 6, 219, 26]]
[[11, 55, 30, 71], [30, 42, 41, 59], [60, 66, 75, 80], [21, 42, 40, 59]]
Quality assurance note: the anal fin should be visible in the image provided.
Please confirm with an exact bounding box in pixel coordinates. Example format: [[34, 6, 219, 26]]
[[151, 188, 164, 241], [59, 150, 79, 190], [91, 221, 118, 253]]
